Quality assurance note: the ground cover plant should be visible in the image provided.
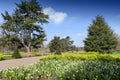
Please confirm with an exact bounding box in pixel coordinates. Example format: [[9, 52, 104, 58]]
[[0, 52, 120, 80]]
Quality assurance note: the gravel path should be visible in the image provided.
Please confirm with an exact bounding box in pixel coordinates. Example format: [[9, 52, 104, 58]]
[[0, 56, 41, 70]]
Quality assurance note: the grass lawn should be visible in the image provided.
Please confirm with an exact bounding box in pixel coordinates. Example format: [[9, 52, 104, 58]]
[[112, 51, 120, 56]]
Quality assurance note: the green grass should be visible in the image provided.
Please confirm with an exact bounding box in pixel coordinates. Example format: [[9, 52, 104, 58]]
[[111, 51, 120, 56], [3, 55, 13, 60], [0, 51, 41, 60]]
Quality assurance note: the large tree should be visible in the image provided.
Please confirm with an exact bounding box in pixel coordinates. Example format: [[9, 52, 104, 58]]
[[0, 0, 49, 53], [84, 16, 117, 53]]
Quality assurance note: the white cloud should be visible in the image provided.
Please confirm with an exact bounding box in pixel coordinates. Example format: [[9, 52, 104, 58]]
[[77, 33, 86, 37], [77, 33, 83, 37], [43, 7, 67, 24], [77, 32, 87, 37], [0, 15, 4, 25]]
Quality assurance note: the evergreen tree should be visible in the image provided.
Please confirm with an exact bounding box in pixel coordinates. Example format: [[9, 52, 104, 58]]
[[115, 34, 120, 51], [49, 36, 62, 54], [0, 34, 22, 51], [60, 36, 74, 52], [0, 0, 49, 53], [49, 36, 75, 54], [84, 16, 117, 53]]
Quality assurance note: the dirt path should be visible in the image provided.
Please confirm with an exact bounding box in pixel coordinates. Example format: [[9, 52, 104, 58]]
[[0, 56, 41, 70]]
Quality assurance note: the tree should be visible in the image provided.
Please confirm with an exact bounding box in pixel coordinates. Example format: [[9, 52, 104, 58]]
[[49, 36, 75, 54], [116, 35, 120, 51], [84, 16, 117, 53], [117, 39, 120, 51], [71, 45, 79, 51], [0, 34, 21, 51], [0, 0, 49, 53], [60, 36, 74, 52], [49, 36, 62, 54]]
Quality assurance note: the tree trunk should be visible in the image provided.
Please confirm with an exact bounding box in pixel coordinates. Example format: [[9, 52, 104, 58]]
[[26, 46, 31, 54]]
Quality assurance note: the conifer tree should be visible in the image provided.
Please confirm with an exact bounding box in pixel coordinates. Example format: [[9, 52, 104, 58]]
[[0, 0, 48, 53], [84, 16, 117, 53], [49, 36, 75, 54]]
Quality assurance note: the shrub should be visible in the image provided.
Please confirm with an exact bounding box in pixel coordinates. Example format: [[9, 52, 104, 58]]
[[97, 54, 114, 61], [41, 52, 120, 61], [12, 49, 22, 58], [0, 53, 3, 60]]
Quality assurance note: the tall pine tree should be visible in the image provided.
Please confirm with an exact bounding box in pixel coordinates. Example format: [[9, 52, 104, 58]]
[[84, 16, 117, 53]]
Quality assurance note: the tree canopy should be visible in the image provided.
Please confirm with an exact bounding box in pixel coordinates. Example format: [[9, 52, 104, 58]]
[[0, 0, 49, 53]]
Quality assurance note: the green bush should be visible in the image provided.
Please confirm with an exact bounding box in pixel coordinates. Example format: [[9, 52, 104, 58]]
[[41, 52, 120, 61], [12, 49, 22, 58], [0, 53, 4, 60], [97, 54, 114, 61]]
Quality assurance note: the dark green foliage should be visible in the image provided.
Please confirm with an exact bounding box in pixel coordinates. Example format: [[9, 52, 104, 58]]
[[71, 45, 79, 51], [0, 0, 48, 53], [0, 34, 22, 51], [60, 36, 74, 52], [49, 36, 62, 54], [116, 35, 120, 51], [12, 48, 22, 58], [49, 36, 75, 54], [60, 60, 120, 80], [84, 16, 118, 53], [0, 54, 4, 60]]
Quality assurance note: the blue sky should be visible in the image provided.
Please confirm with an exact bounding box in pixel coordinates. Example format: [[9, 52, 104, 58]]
[[0, 0, 120, 47]]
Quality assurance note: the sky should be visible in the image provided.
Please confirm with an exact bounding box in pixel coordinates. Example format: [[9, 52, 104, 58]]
[[0, 0, 120, 47]]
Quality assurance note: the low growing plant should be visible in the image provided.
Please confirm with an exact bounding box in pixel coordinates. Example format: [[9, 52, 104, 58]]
[[0, 60, 120, 80], [0, 53, 4, 60]]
